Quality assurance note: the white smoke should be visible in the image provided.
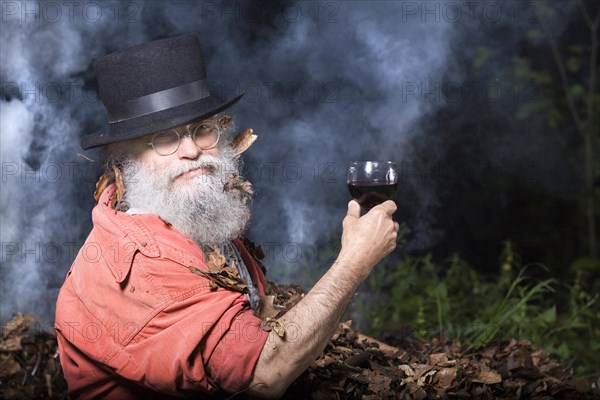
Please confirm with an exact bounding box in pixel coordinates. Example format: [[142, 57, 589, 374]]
[[0, 2, 151, 323], [226, 4, 455, 281], [1, 0, 457, 323]]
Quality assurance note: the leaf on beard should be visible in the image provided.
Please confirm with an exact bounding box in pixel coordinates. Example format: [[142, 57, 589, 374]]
[[217, 114, 232, 127], [111, 165, 126, 209], [94, 172, 111, 202], [232, 128, 258, 156], [223, 173, 253, 205], [260, 318, 286, 338], [223, 173, 240, 192]]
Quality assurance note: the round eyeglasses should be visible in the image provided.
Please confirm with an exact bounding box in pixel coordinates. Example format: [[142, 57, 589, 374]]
[[147, 120, 222, 156]]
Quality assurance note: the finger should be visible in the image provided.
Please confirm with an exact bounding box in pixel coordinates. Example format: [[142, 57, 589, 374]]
[[346, 200, 361, 219], [380, 200, 397, 215]]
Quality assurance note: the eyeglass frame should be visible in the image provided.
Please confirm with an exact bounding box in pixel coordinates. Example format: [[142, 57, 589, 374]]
[[145, 119, 222, 156]]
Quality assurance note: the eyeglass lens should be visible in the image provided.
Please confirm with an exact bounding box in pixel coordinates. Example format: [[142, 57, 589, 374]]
[[151, 121, 220, 155]]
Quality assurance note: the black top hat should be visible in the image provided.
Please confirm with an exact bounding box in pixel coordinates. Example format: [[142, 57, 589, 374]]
[[80, 35, 243, 150]]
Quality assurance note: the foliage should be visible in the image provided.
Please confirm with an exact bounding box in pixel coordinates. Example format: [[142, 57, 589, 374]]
[[472, 0, 600, 258], [359, 242, 600, 377]]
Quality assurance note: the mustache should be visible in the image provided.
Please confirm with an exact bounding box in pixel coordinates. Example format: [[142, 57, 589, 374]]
[[164, 156, 228, 181]]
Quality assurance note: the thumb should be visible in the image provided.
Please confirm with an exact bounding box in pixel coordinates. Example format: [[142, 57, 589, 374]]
[[346, 200, 361, 220]]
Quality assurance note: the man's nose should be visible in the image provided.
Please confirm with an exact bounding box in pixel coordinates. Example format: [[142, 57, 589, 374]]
[[176, 136, 201, 159]]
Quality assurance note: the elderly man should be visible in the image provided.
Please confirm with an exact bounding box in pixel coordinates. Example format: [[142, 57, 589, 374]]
[[55, 35, 398, 399]]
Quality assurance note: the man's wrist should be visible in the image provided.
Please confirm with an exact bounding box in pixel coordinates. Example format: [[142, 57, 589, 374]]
[[334, 251, 372, 281]]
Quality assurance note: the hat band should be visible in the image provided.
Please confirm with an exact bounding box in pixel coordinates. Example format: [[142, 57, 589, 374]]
[[106, 79, 210, 123]]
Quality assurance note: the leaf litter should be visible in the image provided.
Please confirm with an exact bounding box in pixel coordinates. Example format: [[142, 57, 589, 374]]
[[269, 285, 600, 399], [2, 284, 599, 399]]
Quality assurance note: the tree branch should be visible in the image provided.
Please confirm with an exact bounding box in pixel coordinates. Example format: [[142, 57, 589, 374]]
[[531, 0, 585, 135], [577, 0, 595, 29], [584, 0, 598, 258], [586, 6, 598, 127]]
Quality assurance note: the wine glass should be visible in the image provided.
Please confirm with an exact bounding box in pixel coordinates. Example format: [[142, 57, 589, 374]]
[[347, 161, 398, 211]]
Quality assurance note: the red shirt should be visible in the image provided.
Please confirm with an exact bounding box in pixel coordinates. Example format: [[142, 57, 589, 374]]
[[55, 184, 269, 399]]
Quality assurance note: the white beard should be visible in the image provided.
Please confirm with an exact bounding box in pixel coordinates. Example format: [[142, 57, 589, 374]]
[[120, 146, 249, 246]]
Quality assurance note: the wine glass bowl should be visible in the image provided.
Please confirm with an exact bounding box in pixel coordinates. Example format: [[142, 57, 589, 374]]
[[347, 161, 398, 210]]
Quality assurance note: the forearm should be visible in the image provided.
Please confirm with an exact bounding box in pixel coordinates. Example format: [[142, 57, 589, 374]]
[[248, 252, 368, 397]]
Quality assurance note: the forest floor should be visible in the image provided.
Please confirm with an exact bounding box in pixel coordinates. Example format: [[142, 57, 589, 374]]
[[1, 284, 599, 399]]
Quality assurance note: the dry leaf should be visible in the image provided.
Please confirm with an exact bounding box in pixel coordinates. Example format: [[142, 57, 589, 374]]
[[3, 291, 600, 400], [0, 357, 22, 376], [255, 295, 282, 320], [189, 266, 248, 293], [406, 381, 428, 400], [223, 173, 253, 205], [260, 318, 286, 338], [340, 321, 401, 357], [413, 364, 434, 381], [398, 364, 415, 377], [2, 313, 34, 340], [417, 369, 437, 387], [429, 352, 448, 366], [344, 351, 370, 367], [232, 128, 258, 156], [0, 313, 35, 352], [472, 370, 502, 384], [435, 367, 457, 388], [206, 280, 218, 291], [367, 374, 392, 394], [1, 314, 67, 398], [110, 165, 126, 209], [206, 246, 227, 272], [94, 172, 111, 202], [217, 114, 232, 127]]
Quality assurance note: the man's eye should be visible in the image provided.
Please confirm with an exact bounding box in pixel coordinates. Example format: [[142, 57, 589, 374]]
[[154, 132, 178, 145], [196, 124, 215, 136]]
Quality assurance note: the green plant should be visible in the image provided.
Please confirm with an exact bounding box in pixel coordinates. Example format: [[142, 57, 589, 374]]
[[359, 244, 600, 376]]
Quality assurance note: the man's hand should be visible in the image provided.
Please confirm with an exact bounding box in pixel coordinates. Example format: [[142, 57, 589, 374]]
[[340, 200, 399, 279]]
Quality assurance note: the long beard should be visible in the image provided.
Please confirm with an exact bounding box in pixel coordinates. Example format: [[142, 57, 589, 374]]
[[120, 146, 250, 246]]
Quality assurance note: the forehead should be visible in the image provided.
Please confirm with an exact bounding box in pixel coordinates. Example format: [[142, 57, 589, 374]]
[[153, 116, 224, 137], [168, 117, 219, 131]]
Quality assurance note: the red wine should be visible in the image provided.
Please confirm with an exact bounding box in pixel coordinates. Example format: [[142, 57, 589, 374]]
[[348, 180, 398, 210]]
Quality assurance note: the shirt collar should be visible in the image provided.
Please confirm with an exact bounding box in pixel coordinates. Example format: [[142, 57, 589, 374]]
[[96, 183, 161, 259]]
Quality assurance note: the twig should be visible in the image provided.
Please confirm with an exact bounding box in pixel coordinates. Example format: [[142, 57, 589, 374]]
[[45, 373, 53, 399], [77, 153, 97, 163], [31, 351, 41, 376], [340, 322, 402, 356]]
